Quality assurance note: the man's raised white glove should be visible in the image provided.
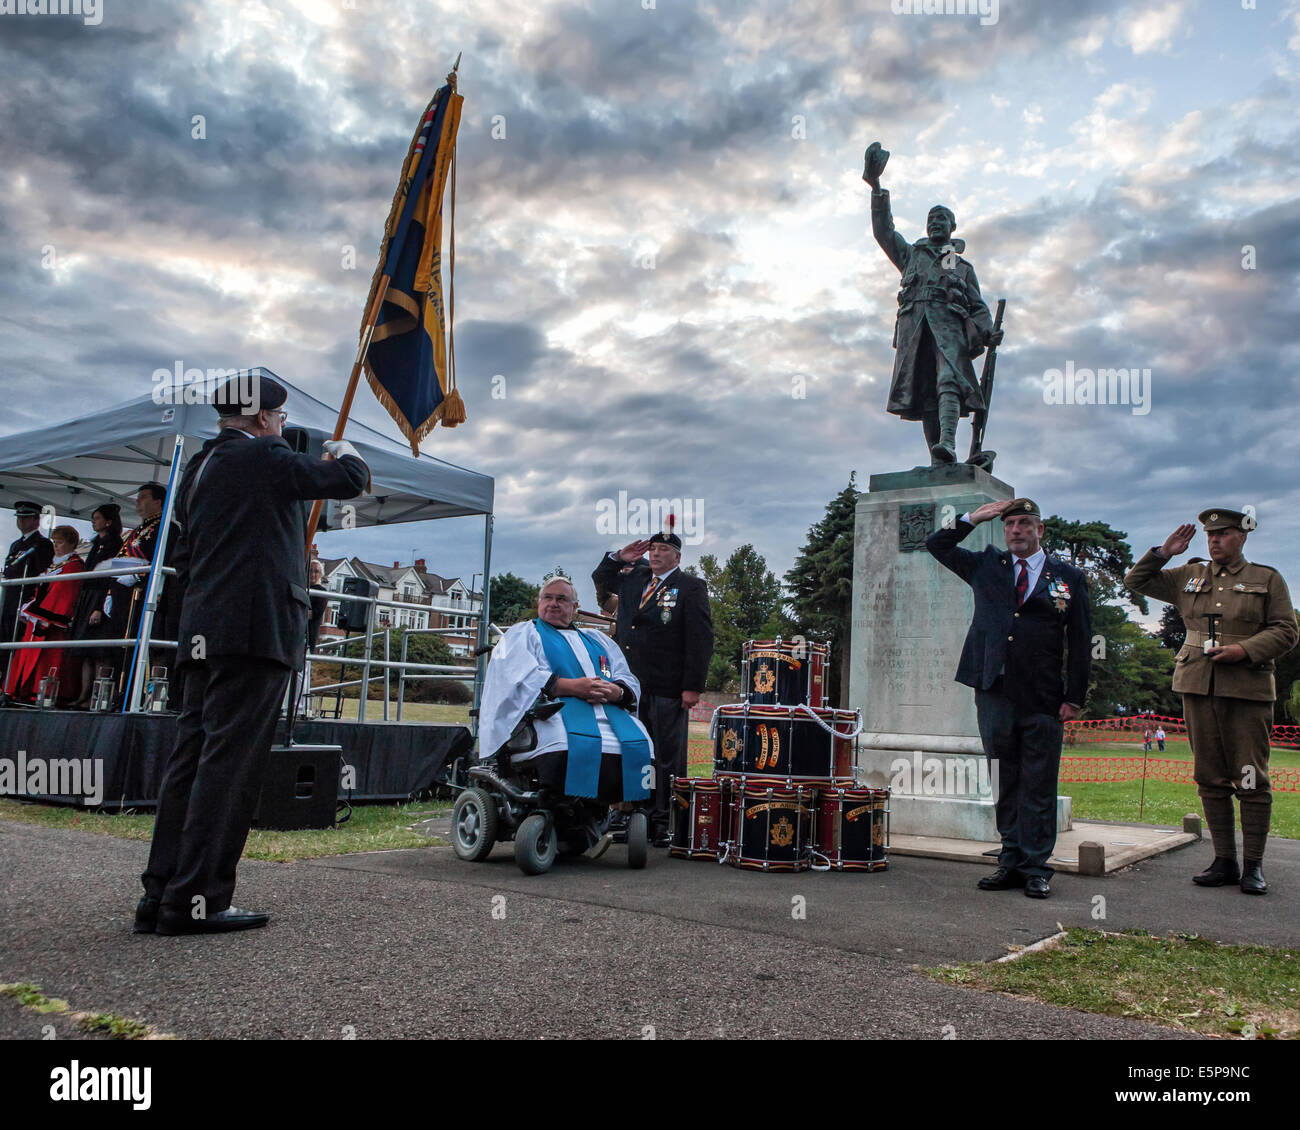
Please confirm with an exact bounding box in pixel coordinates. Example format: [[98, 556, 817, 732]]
[[322, 439, 361, 461]]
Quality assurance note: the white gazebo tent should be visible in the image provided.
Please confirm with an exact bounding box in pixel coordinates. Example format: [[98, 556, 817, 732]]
[[0, 367, 495, 712]]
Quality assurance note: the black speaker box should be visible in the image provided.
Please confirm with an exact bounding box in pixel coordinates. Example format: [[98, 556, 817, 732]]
[[254, 743, 341, 830], [336, 576, 377, 632]]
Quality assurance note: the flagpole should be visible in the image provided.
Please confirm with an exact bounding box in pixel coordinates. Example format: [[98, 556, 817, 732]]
[[306, 55, 461, 558], [305, 274, 390, 554]]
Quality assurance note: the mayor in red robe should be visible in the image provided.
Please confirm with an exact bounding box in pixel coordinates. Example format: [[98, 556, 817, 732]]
[[4, 526, 85, 704]]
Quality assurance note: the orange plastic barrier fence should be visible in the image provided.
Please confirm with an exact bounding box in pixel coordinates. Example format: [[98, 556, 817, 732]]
[[1065, 715, 1300, 750]]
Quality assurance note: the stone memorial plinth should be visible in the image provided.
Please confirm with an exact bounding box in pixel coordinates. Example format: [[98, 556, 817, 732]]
[[848, 464, 1071, 840]]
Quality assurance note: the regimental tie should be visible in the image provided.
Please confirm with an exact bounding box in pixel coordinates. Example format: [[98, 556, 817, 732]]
[[1016, 559, 1030, 605], [639, 576, 663, 610]]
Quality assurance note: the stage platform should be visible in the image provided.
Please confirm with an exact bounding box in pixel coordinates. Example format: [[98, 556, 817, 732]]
[[0, 707, 472, 809]]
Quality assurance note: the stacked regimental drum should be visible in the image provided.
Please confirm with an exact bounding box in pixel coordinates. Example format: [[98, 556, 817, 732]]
[[670, 639, 889, 873]]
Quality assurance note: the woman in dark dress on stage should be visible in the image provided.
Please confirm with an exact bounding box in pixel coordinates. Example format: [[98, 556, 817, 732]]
[[69, 503, 124, 708]]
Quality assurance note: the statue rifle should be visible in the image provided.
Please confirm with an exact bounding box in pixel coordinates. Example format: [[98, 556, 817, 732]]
[[968, 297, 1005, 463]]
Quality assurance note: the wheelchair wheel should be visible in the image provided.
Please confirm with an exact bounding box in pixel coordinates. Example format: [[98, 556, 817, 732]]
[[451, 788, 499, 862], [626, 811, 648, 870], [514, 812, 557, 875]]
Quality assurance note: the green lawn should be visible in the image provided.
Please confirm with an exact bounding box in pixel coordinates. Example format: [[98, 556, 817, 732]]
[[926, 928, 1299, 1039], [0, 798, 450, 859], [317, 698, 471, 725]]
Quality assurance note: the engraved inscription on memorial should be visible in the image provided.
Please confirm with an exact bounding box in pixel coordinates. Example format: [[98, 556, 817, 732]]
[[898, 503, 933, 553], [859, 572, 972, 721]]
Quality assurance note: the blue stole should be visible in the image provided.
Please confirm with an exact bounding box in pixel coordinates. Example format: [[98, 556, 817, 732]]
[[533, 619, 652, 801]]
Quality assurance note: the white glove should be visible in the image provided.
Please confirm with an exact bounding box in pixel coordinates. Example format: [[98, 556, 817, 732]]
[[322, 439, 361, 461]]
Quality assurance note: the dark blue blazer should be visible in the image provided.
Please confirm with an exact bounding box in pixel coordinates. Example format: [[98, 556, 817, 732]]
[[592, 554, 713, 698], [173, 429, 368, 670], [926, 519, 1092, 714]]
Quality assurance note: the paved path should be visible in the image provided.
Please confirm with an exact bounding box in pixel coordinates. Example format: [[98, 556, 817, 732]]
[[3, 818, 1294, 1039]]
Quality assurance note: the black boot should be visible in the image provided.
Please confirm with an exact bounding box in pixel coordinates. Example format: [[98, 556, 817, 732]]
[[929, 393, 959, 465], [1192, 856, 1241, 887], [1240, 861, 1267, 896]]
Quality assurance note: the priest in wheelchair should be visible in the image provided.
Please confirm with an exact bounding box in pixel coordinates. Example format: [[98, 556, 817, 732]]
[[452, 575, 655, 874]]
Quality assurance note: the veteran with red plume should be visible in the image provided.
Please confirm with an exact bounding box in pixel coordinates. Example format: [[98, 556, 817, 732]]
[[593, 520, 713, 845]]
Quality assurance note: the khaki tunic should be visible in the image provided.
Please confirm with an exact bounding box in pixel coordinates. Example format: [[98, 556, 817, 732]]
[[1124, 549, 1297, 702]]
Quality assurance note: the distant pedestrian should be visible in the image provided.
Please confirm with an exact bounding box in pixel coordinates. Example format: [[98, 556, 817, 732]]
[[1155, 726, 1166, 752], [1143, 727, 1153, 752]]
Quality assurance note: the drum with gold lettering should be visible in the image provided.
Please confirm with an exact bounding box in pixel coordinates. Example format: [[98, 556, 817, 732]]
[[812, 785, 889, 872], [724, 782, 814, 872], [669, 776, 732, 861], [713, 704, 859, 781], [742, 639, 828, 708]]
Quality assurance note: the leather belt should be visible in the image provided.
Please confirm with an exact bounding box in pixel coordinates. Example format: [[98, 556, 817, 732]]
[[1184, 629, 1253, 647]]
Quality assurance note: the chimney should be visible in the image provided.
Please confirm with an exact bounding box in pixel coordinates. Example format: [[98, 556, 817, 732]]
[[415, 558, 426, 571]]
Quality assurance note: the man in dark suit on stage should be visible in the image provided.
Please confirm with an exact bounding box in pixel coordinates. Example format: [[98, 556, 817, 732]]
[[927, 498, 1092, 899], [593, 530, 713, 845], [2, 501, 54, 681], [136, 374, 369, 935]]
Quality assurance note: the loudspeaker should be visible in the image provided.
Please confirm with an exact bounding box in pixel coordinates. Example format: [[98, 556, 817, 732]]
[[336, 576, 377, 632], [254, 743, 341, 830]]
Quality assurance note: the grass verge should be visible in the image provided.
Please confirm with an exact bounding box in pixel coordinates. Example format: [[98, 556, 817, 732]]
[[0, 799, 450, 860], [925, 928, 1300, 1039], [1, 982, 160, 1040]]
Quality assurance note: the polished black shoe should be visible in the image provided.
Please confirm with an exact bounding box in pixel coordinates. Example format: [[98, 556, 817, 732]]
[[1192, 856, 1241, 887], [156, 906, 270, 935], [650, 829, 672, 848], [1240, 862, 1267, 896], [133, 897, 160, 934], [976, 867, 1024, 891], [1024, 876, 1051, 899]]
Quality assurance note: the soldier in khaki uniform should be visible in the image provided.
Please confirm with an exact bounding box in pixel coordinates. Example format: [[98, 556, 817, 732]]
[[1125, 508, 1298, 894]]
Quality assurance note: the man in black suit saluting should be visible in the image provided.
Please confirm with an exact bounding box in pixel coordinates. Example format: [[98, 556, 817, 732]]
[[927, 498, 1092, 899], [137, 374, 370, 935], [593, 528, 713, 845]]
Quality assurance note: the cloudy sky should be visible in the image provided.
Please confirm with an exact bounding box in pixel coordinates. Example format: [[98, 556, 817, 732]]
[[3, 0, 1299, 615]]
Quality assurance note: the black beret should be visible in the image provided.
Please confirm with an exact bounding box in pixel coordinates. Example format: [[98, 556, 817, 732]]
[[1002, 498, 1041, 519], [211, 373, 287, 415], [649, 531, 682, 550]]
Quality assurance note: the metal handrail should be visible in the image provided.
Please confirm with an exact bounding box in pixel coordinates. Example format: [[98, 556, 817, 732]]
[[0, 564, 177, 586], [0, 638, 177, 651]]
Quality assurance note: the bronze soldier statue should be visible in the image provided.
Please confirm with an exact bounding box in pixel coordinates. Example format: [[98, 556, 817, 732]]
[[863, 142, 1003, 468]]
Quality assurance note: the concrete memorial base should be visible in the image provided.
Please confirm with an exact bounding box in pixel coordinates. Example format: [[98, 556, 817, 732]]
[[848, 464, 1071, 841]]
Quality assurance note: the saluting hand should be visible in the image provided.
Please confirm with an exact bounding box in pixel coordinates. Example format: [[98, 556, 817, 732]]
[[617, 539, 651, 563], [969, 500, 1012, 525], [1159, 524, 1195, 558]]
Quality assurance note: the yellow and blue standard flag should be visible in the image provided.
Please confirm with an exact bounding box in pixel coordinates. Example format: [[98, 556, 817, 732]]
[[362, 78, 465, 453]]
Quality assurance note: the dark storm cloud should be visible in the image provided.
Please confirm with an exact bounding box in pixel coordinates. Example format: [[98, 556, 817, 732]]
[[0, 0, 1297, 596]]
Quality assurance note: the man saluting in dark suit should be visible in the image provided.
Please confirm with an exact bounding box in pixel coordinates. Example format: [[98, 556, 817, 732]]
[[593, 528, 713, 845], [136, 374, 369, 935], [927, 498, 1092, 899]]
